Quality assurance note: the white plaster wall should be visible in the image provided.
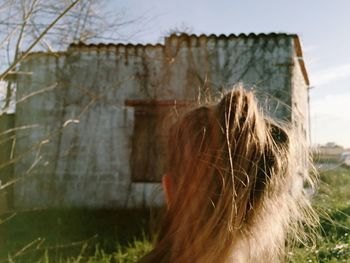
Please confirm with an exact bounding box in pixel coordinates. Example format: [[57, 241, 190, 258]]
[[291, 48, 310, 178], [13, 35, 307, 209], [15, 46, 168, 209], [164, 35, 293, 121]]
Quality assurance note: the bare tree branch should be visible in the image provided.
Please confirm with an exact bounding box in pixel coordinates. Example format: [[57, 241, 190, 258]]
[[0, 0, 81, 81]]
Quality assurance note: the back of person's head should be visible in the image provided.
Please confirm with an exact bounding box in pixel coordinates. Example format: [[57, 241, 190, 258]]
[[139, 87, 317, 263]]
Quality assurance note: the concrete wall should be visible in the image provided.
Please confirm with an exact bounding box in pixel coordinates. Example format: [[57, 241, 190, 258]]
[[12, 34, 308, 209], [0, 113, 15, 211], [164, 34, 294, 120], [290, 43, 310, 196]]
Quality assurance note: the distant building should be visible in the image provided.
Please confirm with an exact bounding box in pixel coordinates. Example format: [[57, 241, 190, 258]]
[[340, 151, 350, 166], [1, 33, 310, 209], [313, 142, 344, 162]]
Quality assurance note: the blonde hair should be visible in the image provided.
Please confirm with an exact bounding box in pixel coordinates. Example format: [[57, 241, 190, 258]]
[[139, 87, 317, 263]]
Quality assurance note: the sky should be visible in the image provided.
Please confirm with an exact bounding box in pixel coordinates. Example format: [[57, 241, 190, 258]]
[[111, 0, 350, 148]]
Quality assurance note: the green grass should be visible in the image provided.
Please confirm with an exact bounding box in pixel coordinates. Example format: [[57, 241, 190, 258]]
[[289, 167, 350, 262], [1, 167, 349, 262], [0, 209, 153, 262]]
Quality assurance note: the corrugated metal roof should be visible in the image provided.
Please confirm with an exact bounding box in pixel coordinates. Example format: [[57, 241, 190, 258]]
[[69, 33, 298, 48], [292, 36, 310, 85], [69, 42, 164, 49], [165, 32, 298, 40]]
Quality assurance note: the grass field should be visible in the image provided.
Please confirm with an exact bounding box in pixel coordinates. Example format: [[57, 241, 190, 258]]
[[1, 167, 349, 262], [0, 209, 153, 262]]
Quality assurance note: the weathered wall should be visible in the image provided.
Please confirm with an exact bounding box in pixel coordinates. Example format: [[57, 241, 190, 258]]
[[0, 113, 15, 211], [289, 41, 310, 197], [12, 34, 308, 209], [291, 52, 309, 145], [15, 47, 166, 209], [164, 34, 294, 120]]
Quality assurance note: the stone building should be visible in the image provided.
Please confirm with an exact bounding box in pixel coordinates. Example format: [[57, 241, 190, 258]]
[[2, 33, 310, 209]]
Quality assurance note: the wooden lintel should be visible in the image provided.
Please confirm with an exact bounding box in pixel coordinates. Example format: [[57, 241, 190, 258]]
[[125, 99, 193, 107]]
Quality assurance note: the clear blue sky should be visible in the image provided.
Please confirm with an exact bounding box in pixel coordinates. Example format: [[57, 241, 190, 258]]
[[113, 0, 350, 148]]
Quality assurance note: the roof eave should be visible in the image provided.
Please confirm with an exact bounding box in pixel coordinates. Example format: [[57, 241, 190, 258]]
[[292, 35, 310, 86]]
